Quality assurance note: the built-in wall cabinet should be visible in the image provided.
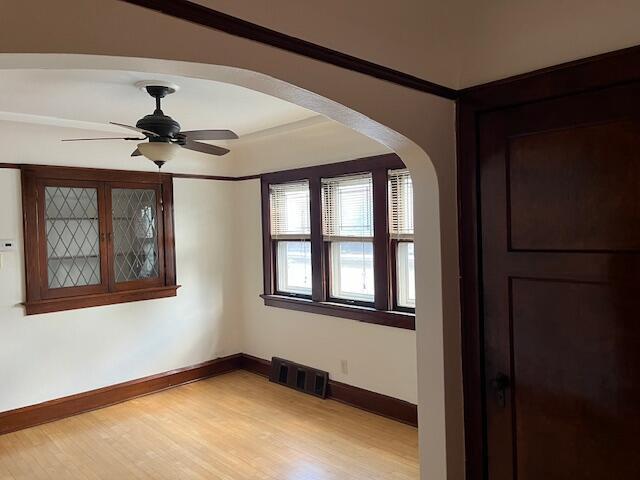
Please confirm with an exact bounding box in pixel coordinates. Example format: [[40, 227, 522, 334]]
[[21, 166, 178, 314]]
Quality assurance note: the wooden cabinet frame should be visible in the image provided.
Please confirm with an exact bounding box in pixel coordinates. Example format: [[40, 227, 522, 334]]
[[21, 165, 179, 315]]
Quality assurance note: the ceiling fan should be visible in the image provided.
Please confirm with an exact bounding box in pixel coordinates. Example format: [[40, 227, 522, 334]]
[[62, 81, 238, 168]]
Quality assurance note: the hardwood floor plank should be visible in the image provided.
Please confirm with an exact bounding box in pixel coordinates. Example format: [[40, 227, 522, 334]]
[[0, 372, 418, 479]]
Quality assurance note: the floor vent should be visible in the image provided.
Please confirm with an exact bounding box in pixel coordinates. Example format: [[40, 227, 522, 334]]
[[269, 357, 328, 399]]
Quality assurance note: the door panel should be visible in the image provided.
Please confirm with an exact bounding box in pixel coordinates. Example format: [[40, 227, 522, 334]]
[[508, 120, 640, 251], [479, 83, 640, 479], [512, 278, 640, 479]]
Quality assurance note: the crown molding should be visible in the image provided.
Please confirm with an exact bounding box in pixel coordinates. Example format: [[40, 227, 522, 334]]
[[118, 0, 458, 100], [0, 111, 128, 134], [233, 115, 329, 145]]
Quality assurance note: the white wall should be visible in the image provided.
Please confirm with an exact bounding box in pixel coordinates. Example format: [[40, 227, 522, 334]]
[[230, 121, 418, 403], [4, 2, 640, 477], [195, 0, 466, 88], [199, 0, 640, 89], [235, 181, 418, 402], [0, 8, 463, 476], [232, 118, 391, 176], [0, 170, 242, 412], [458, 0, 640, 87], [0, 116, 415, 412]]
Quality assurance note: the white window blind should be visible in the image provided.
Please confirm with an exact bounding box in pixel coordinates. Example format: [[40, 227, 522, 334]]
[[321, 173, 373, 240], [269, 181, 310, 239], [388, 169, 414, 239]]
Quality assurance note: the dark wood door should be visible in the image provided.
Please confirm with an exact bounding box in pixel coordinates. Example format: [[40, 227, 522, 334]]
[[479, 83, 640, 479]]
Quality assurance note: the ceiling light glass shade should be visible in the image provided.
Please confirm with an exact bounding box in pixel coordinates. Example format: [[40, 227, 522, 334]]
[[137, 142, 180, 163]]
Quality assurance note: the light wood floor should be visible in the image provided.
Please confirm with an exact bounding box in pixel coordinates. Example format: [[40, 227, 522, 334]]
[[0, 371, 418, 479]]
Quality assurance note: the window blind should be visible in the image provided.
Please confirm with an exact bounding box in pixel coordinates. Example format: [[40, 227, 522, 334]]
[[389, 169, 414, 239], [269, 180, 310, 239], [321, 173, 373, 240]]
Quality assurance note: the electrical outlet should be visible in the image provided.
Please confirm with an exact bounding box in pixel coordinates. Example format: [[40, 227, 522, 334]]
[[0, 239, 16, 252], [340, 359, 349, 375]]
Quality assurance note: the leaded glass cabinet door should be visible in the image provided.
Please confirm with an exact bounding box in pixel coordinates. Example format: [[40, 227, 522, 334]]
[[38, 180, 109, 298], [106, 183, 165, 290]]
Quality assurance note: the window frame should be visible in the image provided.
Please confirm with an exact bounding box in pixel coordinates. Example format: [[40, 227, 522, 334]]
[[260, 154, 415, 330], [36, 178, 110, 299], [388, 168, 416, 313], [22, 165, 179, 315], [322, 172, 376, 307], [106, 181, 166, 292], [325, 239, 376, 307], [273, 239, 313, 299], [390, 239, 416, 313], [269, 180, 313, 299]]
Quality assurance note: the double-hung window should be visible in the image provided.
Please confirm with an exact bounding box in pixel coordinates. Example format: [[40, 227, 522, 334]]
[[261, 154, 415, 329], [389, 169, 415, 310], [322, 173, 374, 304], [269, 181, 312, 296]]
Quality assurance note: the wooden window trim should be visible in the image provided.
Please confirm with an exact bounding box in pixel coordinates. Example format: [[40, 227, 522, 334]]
[[390, 239, 416, 313], [324, 239, 377, 309], [272, 239, 313, 299], [21, 165, 179, 315], [261, 154, 416, 330], [260, 294, 415, 330]]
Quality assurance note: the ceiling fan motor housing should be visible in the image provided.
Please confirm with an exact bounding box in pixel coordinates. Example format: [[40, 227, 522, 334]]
[[136, 85, 181, 139], [136, 113, 181, 139], [61, 80, 233, 158]]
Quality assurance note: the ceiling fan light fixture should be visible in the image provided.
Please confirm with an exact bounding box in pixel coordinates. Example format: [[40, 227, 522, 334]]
[[137, 141, 180, 166], [62, 80, 237, 160]]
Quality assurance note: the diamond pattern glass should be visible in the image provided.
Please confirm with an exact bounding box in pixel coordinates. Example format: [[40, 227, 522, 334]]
[[112, 188, 159, 283], [45, 186, 101, 289]]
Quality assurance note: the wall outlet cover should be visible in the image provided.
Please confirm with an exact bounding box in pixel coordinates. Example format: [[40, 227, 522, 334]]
[[340, 359, 349, 374], [0, 239, 16, 252]]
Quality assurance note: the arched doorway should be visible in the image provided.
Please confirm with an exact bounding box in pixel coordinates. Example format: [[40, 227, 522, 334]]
[[0, 51, 460, 480]]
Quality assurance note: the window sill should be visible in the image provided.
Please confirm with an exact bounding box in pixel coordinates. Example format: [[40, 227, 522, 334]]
[[24, 285, 181, 315], [260, 294, 415, 330]]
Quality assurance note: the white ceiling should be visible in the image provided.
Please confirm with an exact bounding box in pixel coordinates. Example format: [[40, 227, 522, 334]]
[[0, 69, 318, 137], [0, 69, 347, 174]]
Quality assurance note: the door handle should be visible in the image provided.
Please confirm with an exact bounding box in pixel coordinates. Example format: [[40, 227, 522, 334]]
[[490, 372, 510, 408]]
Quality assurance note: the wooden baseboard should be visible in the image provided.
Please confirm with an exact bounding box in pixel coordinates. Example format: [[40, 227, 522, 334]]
[[240, 354, 418, 427], [0, 354, 242, 435], [240, 353, 272, 377], [327, 379, 418, 426], [0, 352, 416, 435]]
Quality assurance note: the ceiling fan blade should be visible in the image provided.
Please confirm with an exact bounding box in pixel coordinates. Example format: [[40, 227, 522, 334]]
[[62, 136, 145, 142], [131, 148, 142, 157], [109, 122, 158, 137], [180, 129, 239, 140], [182, 140, 230, 156]]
